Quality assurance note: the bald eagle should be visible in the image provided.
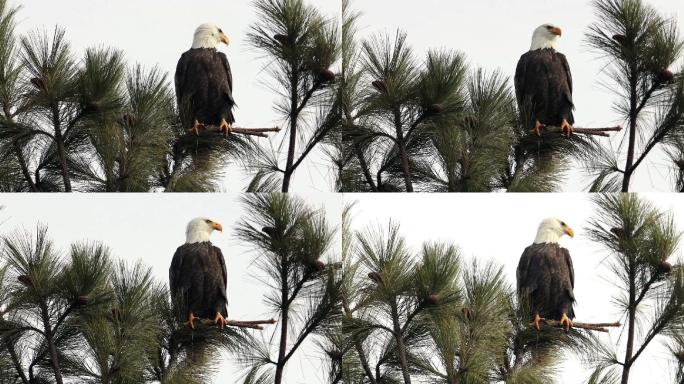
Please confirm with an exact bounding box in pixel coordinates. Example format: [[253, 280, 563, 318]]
[[515, 24, 574, 136], [175, 23, 235, 136], [169, 217, 228, 329], [516, 218, 576, 331]]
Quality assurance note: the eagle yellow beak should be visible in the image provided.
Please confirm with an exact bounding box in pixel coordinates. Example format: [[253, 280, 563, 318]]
[[564, 227, 574, 238], [220, 33, 230, 46], [551, 27, 562, 37], [212, 222, 223, 232]]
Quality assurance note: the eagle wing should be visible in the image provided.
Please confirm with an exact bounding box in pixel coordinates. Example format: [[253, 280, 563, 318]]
[[558, 53, 574, 108], [516, 246, 535, 295], [169, 245, 190, 298], [174, 52, 190, 105], [218, 52, 234, 105], [561, 246, 574, 290], [513, 54, 526, 106], [213, 245, 229, 311]]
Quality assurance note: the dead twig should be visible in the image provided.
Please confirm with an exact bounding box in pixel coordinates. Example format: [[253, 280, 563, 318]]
[[534, 125, 623, 137], [196, 318, 277, 330], [188, 125, 281, 138], [543, 319, 622, 333]]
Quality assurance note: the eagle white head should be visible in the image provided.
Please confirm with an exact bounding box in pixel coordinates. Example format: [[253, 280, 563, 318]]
[[530, 24, 562, 51], [533, 217, 574, 244], [186, 217, 223, 244], [191, 23, 230, 49]]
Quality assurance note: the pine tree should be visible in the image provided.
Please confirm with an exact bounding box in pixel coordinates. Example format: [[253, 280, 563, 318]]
[[584, 0, 684, 192], [335, 1, 594, 193], [235, 193, 342, 383], [0, 0, 255, 192], [246, 0, 340, 193], [585, 194, 684, 383], [0, 225, 252, 384]]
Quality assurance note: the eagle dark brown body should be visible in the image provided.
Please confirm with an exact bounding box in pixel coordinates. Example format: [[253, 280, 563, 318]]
[[516, 242, 575, 320], [175, 48, 235, 128], [515, 48, 574, 127], [169, 241, 228, 320]]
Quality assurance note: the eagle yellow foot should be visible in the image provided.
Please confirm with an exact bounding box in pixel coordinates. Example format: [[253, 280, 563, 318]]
[[219, 119, 232, 136], [188, 119, 204, 135], [560, 313, 573, 332], [214, 312, 227, 329], [531, 313, 545, 331], [532, 120, 545, 137], [184, 312, 199, 329], [561, 119, 573, 137]]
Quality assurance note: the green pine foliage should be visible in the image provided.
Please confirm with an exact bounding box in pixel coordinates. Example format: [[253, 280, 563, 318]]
[[235, 193, 343, 384]]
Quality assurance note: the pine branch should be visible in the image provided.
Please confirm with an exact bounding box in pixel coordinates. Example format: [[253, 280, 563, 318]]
[[195, 318, 277, 330], [536, 126, 623, 137], [541, 320, 622, 333]]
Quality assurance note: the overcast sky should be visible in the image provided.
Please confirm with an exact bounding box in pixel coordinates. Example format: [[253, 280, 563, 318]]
[[13, 0, 339, 194], [352, 0, 684, 192], [346, 193, 684, 384], [0, 193, 343, 383]]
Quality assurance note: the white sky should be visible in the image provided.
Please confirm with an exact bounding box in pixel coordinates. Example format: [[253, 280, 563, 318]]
[[345, 193, 684, 384], [352, 0, 684, 192], [0, 193, 343, 383], [13, 0, 340, 194]]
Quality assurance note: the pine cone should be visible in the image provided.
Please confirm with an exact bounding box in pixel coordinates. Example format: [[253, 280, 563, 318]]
[[368, 271, 384, 284], [425, 293, 439, 305], [610, 227, 625, 238], [427, 103, 444, 114], [318, 69, 336, 83], [372, 80, 388, 94], [314, 260, 326, 271], [30, 77, 46, 91], [273, 34, 289, 45], [612, 34, 627, 44], [17, 275, 33, 287], [262, 226, 276, 237], [657, 260, 672, 274], [656, 69, 675, 83]]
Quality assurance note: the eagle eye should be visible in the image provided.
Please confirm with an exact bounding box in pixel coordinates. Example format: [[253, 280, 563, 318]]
[[560, 221, 566, 226], [218, 28, 223, 33], [205, 219, 211, 224]]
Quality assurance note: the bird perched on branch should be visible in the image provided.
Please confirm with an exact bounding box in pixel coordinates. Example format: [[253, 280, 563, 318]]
[[175, 23, 235, 136], [517, 218, 576, 331], [169, 217, 228, 329], [515, 24, 574, 136]]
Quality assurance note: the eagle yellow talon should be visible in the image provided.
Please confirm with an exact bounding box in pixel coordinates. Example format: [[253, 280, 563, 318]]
[[561, 119, 573, 137], [532, 120, 545, 137], [184, 312, 200, 329], [219, 119, 232, 136], [560, 313, 573, 332], [531, 313, 545, 331], [188, 119, 204, 135], [214, 312, 227, 329]]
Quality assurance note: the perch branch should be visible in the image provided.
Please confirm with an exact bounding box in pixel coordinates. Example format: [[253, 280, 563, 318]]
[[543, 319, 622, 333], [194, 125, 281, 138], [535, 126, 623, 137], [197, 318, 277, 330]]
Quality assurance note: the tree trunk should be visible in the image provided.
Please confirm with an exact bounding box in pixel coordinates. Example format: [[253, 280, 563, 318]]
[[13, 141, 38, 192], [52, 106, 71, 192], [394, 109, 413, 192], [39, 300, 64, 384], [621, 258, 636, 384], [621, 69, 638, 192], [391, 301, 411, 384], [274, 257, 289, 383], [282, 74, 299, 193]]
